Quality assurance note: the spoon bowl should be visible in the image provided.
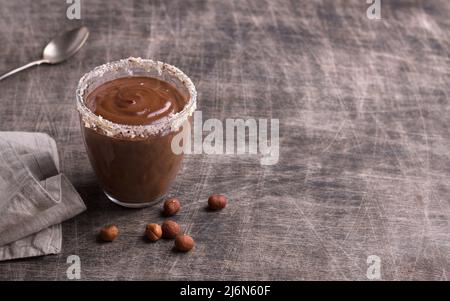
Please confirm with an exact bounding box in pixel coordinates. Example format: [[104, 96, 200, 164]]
[[43, 26, 90, 64]]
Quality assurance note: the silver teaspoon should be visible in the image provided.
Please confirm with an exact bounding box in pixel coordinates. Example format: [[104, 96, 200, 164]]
[[0, 26, 89, 81]]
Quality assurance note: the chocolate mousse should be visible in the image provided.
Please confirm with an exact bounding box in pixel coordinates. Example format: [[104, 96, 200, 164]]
[[82, 76, 189, 206], [85, 77, 186, 126]]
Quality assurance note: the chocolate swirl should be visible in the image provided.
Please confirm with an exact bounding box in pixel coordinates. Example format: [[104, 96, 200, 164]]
[[86, 77, 187, 126]]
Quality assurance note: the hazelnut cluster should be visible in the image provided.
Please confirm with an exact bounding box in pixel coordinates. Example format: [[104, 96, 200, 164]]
[[99, 194, 228, 253]]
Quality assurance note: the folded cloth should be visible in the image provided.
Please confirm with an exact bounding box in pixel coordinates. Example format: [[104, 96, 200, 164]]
[[0, 132, 86, 261]]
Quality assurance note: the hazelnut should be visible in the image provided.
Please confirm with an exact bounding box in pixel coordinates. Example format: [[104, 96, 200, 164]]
[[175, 234, 195, 252], [161, 220, 181, 239], [145, 223, 162, 242], [100, 224, 119, 242], [208, 194, 227, 210], [163, 198, 181, 216]]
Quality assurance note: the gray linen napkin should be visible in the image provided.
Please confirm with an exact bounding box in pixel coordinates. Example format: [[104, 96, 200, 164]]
[[0, 132, 86, 261]]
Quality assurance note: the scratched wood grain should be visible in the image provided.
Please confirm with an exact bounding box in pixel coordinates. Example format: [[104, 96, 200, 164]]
[[0, 0, 449, 280]]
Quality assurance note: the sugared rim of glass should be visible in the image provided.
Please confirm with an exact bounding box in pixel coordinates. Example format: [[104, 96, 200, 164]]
[[76, 57, 197, 138]]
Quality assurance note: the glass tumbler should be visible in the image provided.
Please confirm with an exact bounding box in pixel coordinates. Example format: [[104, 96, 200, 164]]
[[76, 57, 196, 208]]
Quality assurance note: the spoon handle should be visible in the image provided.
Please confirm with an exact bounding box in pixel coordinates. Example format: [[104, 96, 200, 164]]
[[0, 59, 48, 81]]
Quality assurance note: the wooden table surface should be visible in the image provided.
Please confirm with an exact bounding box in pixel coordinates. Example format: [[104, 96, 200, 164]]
[[0, 0, 449, 280]]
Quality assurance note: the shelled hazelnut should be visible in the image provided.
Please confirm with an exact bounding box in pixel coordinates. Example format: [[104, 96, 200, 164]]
[[163, 198, 181, 216], [208, 194, 227, 210], [100, 224, 119, 242], [161, 220, 181, 239], [145, 223, 162, 242], [175, 234, 195, 252]]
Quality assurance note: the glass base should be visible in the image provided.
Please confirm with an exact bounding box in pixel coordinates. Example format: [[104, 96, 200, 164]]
[[104, 191, 164, 208]]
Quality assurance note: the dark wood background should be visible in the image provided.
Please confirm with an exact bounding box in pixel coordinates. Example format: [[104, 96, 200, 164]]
[[0, 0, 449, 280]]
